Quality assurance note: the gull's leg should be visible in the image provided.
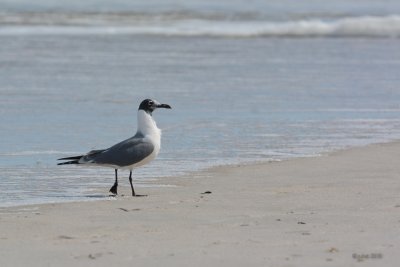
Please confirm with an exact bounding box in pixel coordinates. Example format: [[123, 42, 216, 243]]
[[109, 169, 118, 195], [129, 171, 147, 197], [129, 170, 136, 196]]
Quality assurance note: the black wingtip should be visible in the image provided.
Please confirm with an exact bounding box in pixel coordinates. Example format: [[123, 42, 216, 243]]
[[57, 160, 79, 165], [57, 155, 82, 161]]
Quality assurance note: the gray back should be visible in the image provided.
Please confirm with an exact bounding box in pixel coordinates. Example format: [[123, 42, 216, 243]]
[[84, 135, 154, 167]]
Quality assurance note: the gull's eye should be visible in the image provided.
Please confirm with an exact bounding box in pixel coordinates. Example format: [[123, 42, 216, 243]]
[[148, 101, 153, 106]]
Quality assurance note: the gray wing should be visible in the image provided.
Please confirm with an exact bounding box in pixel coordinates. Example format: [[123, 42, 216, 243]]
[[80, 136, 154, 167]]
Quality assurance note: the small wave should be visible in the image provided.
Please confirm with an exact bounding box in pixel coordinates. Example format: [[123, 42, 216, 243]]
[[0, 150, 80, 156], [0, 15, 400, 38]]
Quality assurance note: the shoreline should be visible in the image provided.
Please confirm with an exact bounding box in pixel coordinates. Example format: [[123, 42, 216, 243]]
[[1, 141, 400, 266], [1, 140, 396, 209]]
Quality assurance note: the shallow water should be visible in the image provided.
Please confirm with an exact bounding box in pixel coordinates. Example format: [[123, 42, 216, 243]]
[[1, 1, 400, 206]]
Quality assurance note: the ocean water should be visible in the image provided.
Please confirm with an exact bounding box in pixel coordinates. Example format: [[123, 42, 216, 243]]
[[1, 0, 400, 207]]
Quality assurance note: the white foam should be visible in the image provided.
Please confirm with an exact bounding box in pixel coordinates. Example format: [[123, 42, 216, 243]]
[[0, 150, 80, 156], [1, 15, 400, 38]]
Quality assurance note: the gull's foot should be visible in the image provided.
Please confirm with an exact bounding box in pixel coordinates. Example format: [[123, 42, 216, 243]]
[[132, 194, 147, 197], [109, 184, 118, 195]]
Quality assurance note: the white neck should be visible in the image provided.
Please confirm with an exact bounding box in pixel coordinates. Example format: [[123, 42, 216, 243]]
[[137, 110, 161, 138]]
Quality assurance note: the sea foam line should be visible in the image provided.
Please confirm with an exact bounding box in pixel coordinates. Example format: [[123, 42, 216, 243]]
[[0, 15, 400, 38], [0, 150, 81, 156]]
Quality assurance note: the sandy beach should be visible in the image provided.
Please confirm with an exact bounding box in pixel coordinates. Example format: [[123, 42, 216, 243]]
[[1, 142, 399, 267]]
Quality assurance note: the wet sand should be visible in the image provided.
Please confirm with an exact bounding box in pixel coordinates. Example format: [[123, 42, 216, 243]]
[[1, 142, 400, 267]]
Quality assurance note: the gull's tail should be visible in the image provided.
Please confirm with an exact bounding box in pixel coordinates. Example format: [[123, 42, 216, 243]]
[[57, 149, 106, 166]]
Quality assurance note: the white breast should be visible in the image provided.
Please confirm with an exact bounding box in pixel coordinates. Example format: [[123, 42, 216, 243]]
[[122, 110, 162, 170]]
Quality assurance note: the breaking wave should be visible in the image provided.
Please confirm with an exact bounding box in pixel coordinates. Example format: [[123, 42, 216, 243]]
[[0, 14, 400, 38]]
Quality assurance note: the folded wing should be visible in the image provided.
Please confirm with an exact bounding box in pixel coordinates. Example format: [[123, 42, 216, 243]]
[[80, 137, 154, 167]]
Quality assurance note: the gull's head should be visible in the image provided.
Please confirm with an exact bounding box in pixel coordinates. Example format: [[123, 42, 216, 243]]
[[138, 99, 171, 115]]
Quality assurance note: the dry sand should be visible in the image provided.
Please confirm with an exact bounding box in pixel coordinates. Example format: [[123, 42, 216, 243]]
[[1, 142, 400, 267]]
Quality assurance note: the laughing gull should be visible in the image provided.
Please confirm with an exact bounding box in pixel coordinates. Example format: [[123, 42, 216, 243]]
[[58, 99, 171, 196]]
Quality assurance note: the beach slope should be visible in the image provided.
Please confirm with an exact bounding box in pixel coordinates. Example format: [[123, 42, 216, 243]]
[[1, 142, 400, 266]]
